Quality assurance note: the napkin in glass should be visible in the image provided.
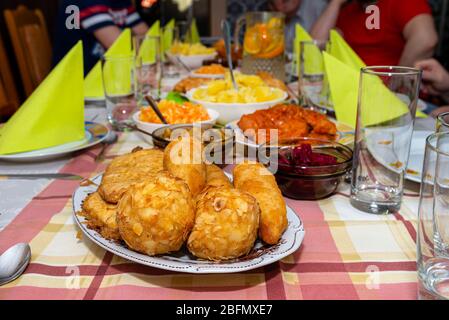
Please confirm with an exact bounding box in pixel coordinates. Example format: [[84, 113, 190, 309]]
[[84, 28, 132, 99], [189, 19, 200, 44], [137, 20, 160, 64], [324, 31, 423, 127], [293, 23, 312, 75], [0, 42, 85, 155]]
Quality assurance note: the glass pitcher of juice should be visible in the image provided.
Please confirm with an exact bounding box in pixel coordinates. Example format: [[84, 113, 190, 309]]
[[234, 12, 286, 81]]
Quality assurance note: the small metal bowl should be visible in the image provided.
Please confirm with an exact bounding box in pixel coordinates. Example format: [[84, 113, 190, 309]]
[[152, 124, 235, 167]]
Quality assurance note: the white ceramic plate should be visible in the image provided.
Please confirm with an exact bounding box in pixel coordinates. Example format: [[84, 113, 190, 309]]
[[166, 52, 217, 70], [366, 129, 431, 184], [72, 173, 305, 274], [0, 122, 110, 163], [226, 118, 355, 152], [186, 88, 289, 124]]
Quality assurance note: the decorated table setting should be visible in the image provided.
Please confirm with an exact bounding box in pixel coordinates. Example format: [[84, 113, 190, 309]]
[[0, 16, 448, 301]]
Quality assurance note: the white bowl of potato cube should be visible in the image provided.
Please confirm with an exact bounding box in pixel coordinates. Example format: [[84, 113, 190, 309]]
[[186, 87, 288, 124]]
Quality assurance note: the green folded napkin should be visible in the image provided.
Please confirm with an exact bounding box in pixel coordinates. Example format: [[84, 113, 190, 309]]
[[324, 52, 411, 128], [137, 21, 160, 64], [0, 42, 85, 155], [189, 19, 200, 44], [293, 24, 312, 75], [148, 20, 160, 36], [163, 19, 175, 52], [84, 29, 132, 99], [329, 30, 365, 70], [324, 30, 425, 127]]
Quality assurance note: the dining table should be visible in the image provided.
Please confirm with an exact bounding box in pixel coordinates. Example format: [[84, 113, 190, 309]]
[[0, 101, 436, 300]]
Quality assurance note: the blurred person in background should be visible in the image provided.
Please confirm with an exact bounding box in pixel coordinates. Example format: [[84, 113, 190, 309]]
[[269, 0, 327, 54], [415, 58, 449, 116], [53, 0, 149, 74], [310, 0, 438, 67]]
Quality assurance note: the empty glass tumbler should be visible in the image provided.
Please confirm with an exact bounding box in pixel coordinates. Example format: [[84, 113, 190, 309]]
[[350, 66, 422, 214], [102, 55, 137, 131], [133, 35, 162, 102], [418, 132, 449, 300]]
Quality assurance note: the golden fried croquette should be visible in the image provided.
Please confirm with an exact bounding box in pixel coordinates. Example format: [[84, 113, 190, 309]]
[[98, 148, 164, 203], [79, 192, 120, 240], [117, 172, 196, 256], [163, 136, 206, 196], [187, 187, 260, 261], [233, 162, 287, 245], [205, 164, 232, 189]]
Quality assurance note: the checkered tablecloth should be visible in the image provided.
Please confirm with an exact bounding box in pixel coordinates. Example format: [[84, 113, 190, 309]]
[[0, 128, 421, 300]]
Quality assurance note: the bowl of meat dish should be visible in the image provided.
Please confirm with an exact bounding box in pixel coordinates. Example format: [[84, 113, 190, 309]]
[[259, 137, 353, 200], [234, 103, 339, 154]]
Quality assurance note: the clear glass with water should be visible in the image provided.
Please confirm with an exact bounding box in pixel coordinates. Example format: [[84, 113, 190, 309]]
[[350, 66, 422, 214], [418, 132, 449, 300], [102, 55, 137, 131]]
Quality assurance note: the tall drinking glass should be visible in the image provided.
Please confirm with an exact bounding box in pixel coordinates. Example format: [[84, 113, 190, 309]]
[[134, 35, 162, 102], [418, 132, 449, 300], [350, 66, 422, 214], [299, 40, 332, 111], [102, 55, 137, 131]]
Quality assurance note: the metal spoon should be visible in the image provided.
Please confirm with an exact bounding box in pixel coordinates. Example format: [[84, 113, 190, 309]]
[[95, 130, 118, 162], [145, 95, 168, 124], [0, 243, 31, 286], [175, 55, 192, 73], [221, 20, 238, 90]]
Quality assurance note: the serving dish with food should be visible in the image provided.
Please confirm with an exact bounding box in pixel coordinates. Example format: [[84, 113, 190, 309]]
[[190, 64, 228, 79], [227, 104, 355, 151], [166, 42, 217, 70], [186, 73, 288, 124], [73, 136, 304, 273], [133, 97, 219, 137]]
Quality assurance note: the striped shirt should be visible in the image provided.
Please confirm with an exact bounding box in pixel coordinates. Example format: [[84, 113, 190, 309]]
[[53, 0, 144, 74]]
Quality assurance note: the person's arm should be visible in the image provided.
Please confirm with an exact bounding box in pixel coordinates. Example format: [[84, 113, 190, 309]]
[[310, 0, 347, 40], [430, 106, 449, 118], [93, 25, 123, 49], [415, 58, 449, 102], [132, 21, 149, 36], [399, 14, 438, 67]]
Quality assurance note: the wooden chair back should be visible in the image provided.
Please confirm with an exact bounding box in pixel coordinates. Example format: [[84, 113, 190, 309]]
[[0, 33, 20, 117], [4, 5, 52, 96]]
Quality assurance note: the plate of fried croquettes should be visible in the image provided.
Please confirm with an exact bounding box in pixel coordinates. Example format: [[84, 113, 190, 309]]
[[73, 138, 304, 274]]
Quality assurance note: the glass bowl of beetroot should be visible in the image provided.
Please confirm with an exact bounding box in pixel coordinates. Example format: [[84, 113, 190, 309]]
[[259, 138, 353, 200]]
